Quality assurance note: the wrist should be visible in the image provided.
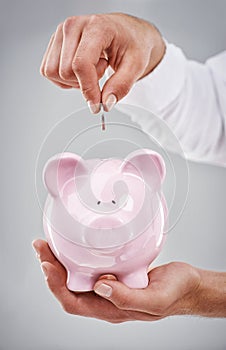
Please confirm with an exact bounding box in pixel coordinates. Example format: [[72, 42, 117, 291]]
[[175, 266, 226, 317], [140, 24, 166, 79], [170, 264, 202, 316]]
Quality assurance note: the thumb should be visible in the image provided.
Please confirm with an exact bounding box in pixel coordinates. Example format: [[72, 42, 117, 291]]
[[93, 279, 150, 312], [102, 53, 144, 111]]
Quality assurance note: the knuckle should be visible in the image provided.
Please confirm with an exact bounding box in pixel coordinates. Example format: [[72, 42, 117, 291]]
[[56, 22, 63, 32], [74, 81, 80, 88], [39, 65, 45, 77], [62, 295, 84, 316], [88, 14, 101, 25], [59, 66, 72, 80], [62, 301, 73, 314], [82, 85, 93, 95], [116, 297, 129, 310], [87, 14, 111, 36], [44, 65, 58, 78], [63, 16, 76, 34], [136, 59, 146, 74], [118, 80, 130, 97], [72, 57, 86, 74], [81, 85, 96, 100]]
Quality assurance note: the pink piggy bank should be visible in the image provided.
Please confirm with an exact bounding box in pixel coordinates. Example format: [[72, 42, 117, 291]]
[[43, 149, 168, 291]]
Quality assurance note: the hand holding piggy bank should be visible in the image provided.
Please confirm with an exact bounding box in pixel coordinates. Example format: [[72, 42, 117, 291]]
[[43, 149, 168, 291]]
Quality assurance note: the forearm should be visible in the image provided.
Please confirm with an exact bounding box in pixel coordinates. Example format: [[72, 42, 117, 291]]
[[178, 268, 226, 318], [194, 268, 226, 317]]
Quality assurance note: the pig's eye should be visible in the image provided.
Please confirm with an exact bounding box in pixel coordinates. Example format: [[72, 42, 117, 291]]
[[97, 201, 101, 205], [112, 200, 116, 204]]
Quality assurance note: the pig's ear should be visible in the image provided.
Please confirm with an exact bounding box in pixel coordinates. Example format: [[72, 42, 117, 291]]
[[122, 149, 166, 191], [43, 153, 83, 197]]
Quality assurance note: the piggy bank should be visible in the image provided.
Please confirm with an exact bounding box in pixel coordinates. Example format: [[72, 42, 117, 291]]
[[43, 149, 168, 291]]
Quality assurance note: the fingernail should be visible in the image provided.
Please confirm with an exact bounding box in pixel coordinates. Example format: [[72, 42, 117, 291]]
[[98, 274, 117, 281], [94, 283, 112, 298], [40, 263, 48, 280], [88, 101, 100, 114], [105, 94, 117, 112]]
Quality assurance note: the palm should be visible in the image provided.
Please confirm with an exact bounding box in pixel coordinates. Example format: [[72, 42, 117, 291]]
[[33, 239, 198, 322]]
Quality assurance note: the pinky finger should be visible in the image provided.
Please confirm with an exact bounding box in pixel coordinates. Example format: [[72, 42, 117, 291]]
[[40, 33, 55, 76], [47, 77, 80, 89], [41, 262, 81, 314]]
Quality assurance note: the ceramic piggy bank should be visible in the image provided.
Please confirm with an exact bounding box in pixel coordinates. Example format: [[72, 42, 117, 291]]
[[43, 149, 168, 291]]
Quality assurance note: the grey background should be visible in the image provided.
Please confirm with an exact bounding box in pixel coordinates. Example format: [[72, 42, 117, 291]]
[[1, 0, 226, 349]]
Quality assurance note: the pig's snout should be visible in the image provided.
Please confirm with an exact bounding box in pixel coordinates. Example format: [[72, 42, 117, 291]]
[[83, 216, 132, 248], [90, 216, 123, 229]]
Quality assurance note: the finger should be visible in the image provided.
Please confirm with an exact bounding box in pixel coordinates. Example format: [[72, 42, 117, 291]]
[[75, 292, 160, 322], [102, 51, 146, 111], [40, 260, 131, 321], [33, 241, 160, 321], [33, 240, 121, 319], [41, 260, 122, 320], [40, 261, 83, 314], [96, 57, 109, 80], [93, 278, 165, 315], [32, 239, 54, 262], [42, 24, 79, 88], [40, 33, 55, 76], [60, 18, 107, 85], [59, 17, 86, 81], [32, 239, 66, 274], [33, 241, 85, 315], [72, 25, 109, 111], [44, 23, 64, 80], [45, 77, 77, 89]]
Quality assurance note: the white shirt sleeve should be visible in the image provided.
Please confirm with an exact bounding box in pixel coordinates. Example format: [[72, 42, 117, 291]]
[[120, 42, 226, 167]]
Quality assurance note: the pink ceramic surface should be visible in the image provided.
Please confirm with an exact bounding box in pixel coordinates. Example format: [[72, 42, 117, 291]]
[[43, 149, 168, 291]]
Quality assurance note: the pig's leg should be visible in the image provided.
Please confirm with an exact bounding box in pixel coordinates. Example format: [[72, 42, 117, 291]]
[[120, 268, 149, 289], [66, 271, 96, 292]]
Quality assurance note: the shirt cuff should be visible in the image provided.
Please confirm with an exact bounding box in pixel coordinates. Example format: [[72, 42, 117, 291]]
[[121, 41, 187, 113]]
